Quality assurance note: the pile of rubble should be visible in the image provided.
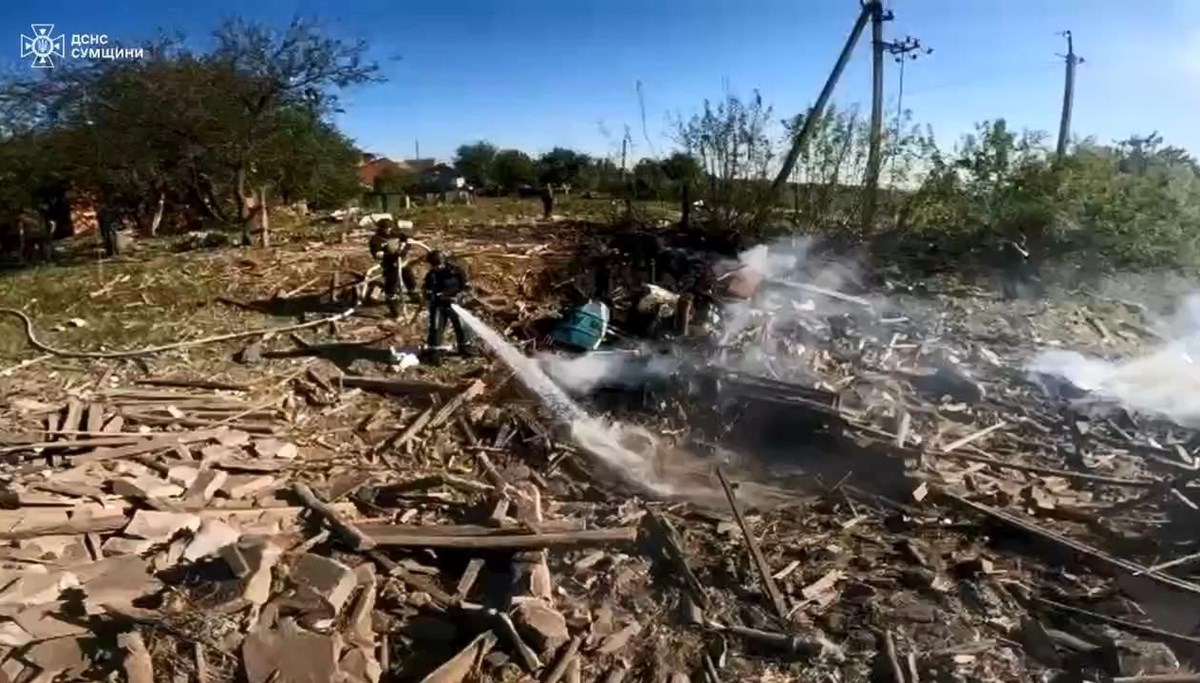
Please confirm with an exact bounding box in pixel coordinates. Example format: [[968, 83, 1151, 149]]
[[528, 235, 1200, 681], [0, 222, 1199, 683], [661, 267, 1200, 681]]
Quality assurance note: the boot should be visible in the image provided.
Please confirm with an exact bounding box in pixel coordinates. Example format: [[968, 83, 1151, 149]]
[[458, 345, 475, 358], [387, 298, 401, 320], [427, 349, 443, 367]]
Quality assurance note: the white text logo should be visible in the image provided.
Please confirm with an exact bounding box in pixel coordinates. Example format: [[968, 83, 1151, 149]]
[[20, 24, 65, 68], [19, 26, 146, 68]]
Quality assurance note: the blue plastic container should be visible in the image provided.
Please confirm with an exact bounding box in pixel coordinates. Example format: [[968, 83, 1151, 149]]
[[553, 301, 610, 350]]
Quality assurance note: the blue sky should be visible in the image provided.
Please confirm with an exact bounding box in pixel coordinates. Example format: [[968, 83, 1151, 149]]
[[4, 0, 1199, 163]]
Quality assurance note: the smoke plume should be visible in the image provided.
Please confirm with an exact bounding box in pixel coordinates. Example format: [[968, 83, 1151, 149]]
[[538, 349, 679, 395], [1029, 292, 1200, 427]]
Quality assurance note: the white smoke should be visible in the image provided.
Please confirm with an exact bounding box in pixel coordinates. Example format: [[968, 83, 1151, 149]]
[[452, 303, 683, 495], [538, 350, 678, 395], [714, 237, 876, 384], [718, 240, 810, 344], [534, 238, 844, 391], [1029, 292, 1200, 427]]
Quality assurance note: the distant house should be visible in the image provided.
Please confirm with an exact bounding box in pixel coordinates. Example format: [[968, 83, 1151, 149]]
[[357, 156, 407, 190], [357, 154, 465, 193], [389, 158, 462, 192]]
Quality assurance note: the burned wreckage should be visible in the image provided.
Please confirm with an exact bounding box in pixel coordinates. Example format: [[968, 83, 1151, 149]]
[[534, 233, 898, 485], [507, 227, 1200, 677]]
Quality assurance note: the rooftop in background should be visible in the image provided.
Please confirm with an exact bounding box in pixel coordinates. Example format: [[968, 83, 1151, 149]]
[[357, 156, 454, 186]]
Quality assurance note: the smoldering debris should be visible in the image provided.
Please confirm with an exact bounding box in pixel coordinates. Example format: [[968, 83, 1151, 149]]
[[1030, 291, 1200, 427], [5, 216, 1200, 683]]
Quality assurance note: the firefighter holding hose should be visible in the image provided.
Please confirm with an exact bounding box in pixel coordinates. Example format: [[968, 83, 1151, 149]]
[[423, 250, 473, 365], [368, 218, 430, 318]]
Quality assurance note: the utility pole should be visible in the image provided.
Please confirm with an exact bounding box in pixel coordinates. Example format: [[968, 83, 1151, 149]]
[[1056, 30, 1082, 160], [620, 131, 632, 216], [771, 3, 873, 196], [862, 0, 893, 232], [882, 36, 933, 176]]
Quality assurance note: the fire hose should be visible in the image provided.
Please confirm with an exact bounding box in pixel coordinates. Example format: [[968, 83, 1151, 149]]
[[0, 307, 354, 360]]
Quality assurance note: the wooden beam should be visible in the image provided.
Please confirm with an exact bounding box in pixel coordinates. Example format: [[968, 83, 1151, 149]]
[[365, 526, 638, 550]]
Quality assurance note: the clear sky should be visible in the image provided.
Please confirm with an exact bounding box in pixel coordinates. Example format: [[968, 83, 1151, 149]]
[[4, 0, 1199, 163]]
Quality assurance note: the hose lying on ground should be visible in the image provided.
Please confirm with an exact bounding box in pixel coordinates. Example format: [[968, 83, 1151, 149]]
[[0, 307, 355, 360]]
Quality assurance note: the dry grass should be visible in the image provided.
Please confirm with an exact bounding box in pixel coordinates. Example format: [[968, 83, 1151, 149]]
[[0, 202, 603, 386]]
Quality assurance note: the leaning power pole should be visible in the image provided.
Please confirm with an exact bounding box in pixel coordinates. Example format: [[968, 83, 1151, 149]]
[[862, 0, 892, 231], [770, 2, 874, 197], [1055, 31, 1082, 160]]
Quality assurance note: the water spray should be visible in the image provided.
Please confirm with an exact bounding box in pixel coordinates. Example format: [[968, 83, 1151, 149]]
[[451, 304, 677, 495]]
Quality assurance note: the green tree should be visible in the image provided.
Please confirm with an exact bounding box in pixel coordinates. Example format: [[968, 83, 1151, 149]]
[[492, 149, 536, 193], [262, 108, 362, 208], [537, 147, 591, 187], [660, 152, 703, 186], [1116, 132, 1198, 175], [0, 18, 379, 241], [208, 17, 380, 227], [895, 119, 1200, 273], [632, 158, 667, 198], [582, 157, 622, 194], [454, 141, 498, 188]]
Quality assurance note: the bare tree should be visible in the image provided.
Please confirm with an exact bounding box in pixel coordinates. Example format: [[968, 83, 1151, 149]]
[[674, 91, 777, 237]]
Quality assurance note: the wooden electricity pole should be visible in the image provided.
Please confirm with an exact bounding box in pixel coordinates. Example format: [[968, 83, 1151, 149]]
[[862, 0, 890, 232], [1055, 31, 1081, 160], [620, 132, 632, 217], [770, 3, 873, 196]]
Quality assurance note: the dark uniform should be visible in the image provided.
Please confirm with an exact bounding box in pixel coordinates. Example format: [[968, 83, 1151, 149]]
[[424, 250, 471, 363], [540, 185, 554, 219], [1000, 234, 1031, 300], [369, 219, 419, 317], [99, 207, 120, 257]]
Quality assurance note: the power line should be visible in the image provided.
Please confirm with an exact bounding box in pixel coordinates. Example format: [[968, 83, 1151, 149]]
[[881, 34, 932, 176], [901, 61, 1060, 98]]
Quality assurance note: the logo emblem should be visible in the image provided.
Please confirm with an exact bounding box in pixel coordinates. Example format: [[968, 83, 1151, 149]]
[[20, 24, 65, 68]]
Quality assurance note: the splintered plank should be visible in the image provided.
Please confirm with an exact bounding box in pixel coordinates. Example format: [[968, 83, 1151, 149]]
[[133, 378, 250, 392], [44, 412, 60, 441], [0, 435, 153, 455], [102, 414, 125, 434], [0, 513, 129, 540], [85, 403, 105, 435], [362, 525, 638, 550], [291, 484, 376, 552], [72, 430, 223, 464], [340, 375, 460, 397], [716, 467, 789, 622], [119, 411, 276, 435], [427, 380, 486, 430], [61, 397, 85, 435]]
